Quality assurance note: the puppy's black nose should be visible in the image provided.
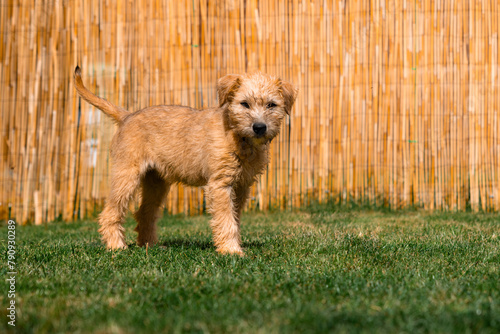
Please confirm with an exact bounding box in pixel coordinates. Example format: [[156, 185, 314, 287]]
[[252, 123, 267, 136]]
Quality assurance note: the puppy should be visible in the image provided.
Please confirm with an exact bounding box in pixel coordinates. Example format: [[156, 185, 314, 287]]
[[74, 66, 297, 255]]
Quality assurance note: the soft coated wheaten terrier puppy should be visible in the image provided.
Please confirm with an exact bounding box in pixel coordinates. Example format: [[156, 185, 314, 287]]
[[74, 66, 297, 255]]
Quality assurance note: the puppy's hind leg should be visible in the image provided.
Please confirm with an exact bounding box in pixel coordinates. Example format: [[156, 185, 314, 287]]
[[134, 170, 170, 247], [98, 165, 141, 250]]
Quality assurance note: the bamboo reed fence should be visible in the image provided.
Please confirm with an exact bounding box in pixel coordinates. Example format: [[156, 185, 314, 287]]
[[1, 0, 500, 225]]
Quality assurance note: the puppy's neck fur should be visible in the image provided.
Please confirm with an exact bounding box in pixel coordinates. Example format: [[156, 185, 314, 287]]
[[228, 132, 265, 162]]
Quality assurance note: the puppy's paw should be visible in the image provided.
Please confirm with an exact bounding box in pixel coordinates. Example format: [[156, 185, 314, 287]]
[[106, 240, 128, 250], [99, 225, 127, 250], [136, 238, 158, 247], [104, 234, 128, 250], [216, 246, 245, 257]]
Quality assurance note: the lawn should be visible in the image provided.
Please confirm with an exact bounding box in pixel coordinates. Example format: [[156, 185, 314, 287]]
[[1, 204, 499, 333]]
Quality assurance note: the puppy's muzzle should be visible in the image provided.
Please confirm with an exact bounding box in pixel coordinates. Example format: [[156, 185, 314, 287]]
[[252, 122, 267, 137]]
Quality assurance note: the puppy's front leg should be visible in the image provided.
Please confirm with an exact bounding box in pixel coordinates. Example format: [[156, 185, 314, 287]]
[[206, 182, 244, 256]]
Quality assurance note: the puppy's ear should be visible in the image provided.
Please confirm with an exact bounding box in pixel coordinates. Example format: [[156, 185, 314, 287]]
[[217, 74, 242, 108], [280, 79, 298, 114]]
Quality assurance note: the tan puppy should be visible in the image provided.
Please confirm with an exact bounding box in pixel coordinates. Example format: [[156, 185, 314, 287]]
[[73, 66, 297, 255]]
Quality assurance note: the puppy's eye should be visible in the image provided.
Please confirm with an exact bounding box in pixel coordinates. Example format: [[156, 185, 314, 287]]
[[240, 102, 250, 109], [267, 102, 277, 109]]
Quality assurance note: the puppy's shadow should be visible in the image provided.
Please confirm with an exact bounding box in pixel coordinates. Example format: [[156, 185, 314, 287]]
[[242, 240, 266, 248], [160, 239, 265, 250], [160, 239, 212, 250]]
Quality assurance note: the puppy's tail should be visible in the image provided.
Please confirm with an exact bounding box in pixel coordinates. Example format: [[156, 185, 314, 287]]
[[73, 66, 130, 123]]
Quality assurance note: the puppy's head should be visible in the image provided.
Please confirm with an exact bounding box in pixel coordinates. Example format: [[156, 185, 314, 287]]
[[217, 73, 298, 146]]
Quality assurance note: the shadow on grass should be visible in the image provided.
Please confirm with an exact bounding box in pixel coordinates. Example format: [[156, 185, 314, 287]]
[[158, 239, 266, 251], [161, 239, 212, 250]]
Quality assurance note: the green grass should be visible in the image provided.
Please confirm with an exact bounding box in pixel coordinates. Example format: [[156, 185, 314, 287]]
[[1, 205, 499, 333]]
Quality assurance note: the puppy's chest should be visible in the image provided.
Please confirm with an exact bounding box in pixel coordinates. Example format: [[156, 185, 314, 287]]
[[233, 149, 268, 184]]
